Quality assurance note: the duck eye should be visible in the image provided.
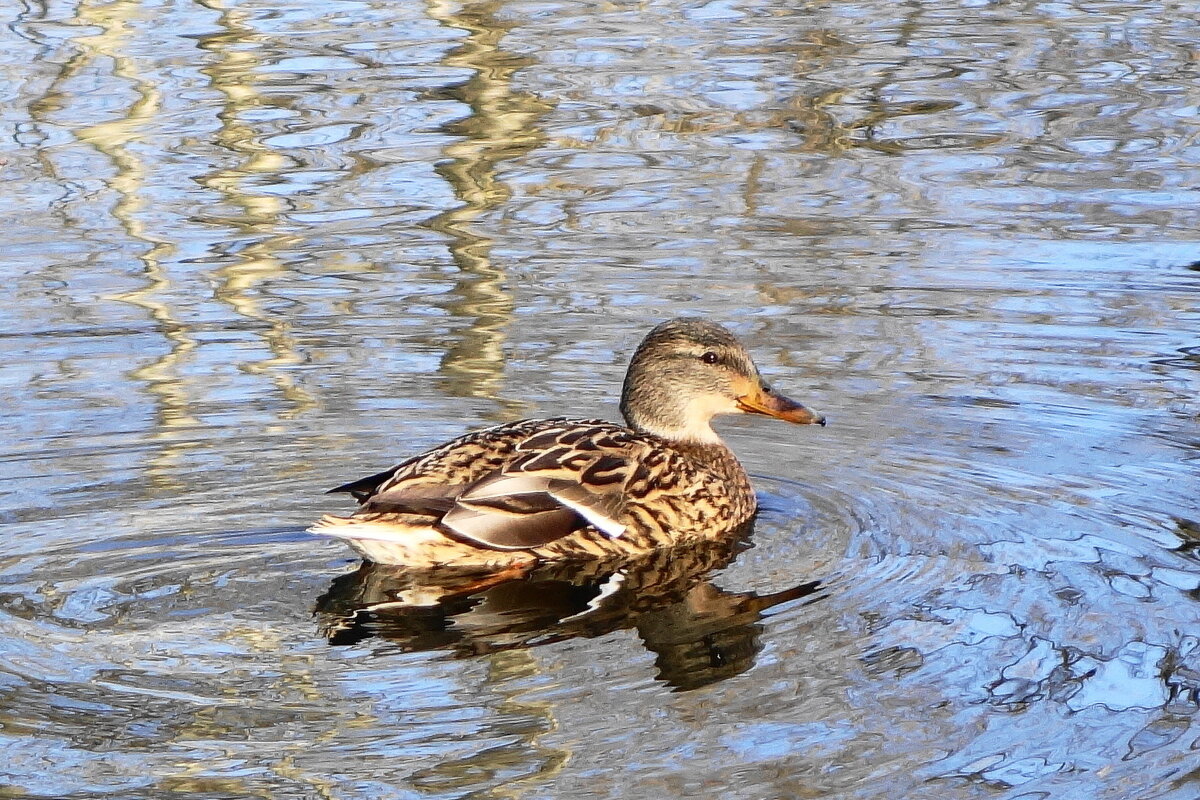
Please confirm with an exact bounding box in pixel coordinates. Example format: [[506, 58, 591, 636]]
[[700, 351, 719, 364]]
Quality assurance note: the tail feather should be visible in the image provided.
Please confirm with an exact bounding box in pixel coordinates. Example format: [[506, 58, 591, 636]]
[[326, 466, 402, 502], [309, 514, 532, 569], [307, 515, 431, 542]]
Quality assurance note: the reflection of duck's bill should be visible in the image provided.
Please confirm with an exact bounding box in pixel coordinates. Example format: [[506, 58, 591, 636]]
[[308, 515, 534, 569]]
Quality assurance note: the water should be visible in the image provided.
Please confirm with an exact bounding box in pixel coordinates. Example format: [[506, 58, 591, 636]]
[[2, 0, 1199, 796]]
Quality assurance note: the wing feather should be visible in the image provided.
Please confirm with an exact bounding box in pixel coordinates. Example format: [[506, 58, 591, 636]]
[[358, 484, 467, 516], [323, 418, 678, 552], [441, 505, 583, 550], [447, 472, 628, 543]]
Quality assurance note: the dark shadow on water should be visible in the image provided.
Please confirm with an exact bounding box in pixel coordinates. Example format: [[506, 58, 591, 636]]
[[314, 529, 824, 692]]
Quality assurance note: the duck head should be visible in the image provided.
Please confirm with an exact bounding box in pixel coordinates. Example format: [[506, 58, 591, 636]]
[[620, 318, 825, 444]]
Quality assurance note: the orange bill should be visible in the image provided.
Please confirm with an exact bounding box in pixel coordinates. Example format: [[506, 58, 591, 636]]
[[736, 388, 826, 426]]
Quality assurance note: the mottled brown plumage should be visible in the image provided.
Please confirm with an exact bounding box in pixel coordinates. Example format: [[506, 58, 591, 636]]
[[310, 318, 824, 569]]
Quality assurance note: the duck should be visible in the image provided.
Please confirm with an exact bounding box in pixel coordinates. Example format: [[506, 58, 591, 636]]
[[309, 318, 825, 570]]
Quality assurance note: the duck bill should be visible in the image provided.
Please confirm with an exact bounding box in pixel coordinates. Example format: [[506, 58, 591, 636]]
[[736, 390, 826, 426]]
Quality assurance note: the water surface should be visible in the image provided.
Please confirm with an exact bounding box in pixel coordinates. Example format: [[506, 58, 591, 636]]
[[2, 0, 1199, 797]]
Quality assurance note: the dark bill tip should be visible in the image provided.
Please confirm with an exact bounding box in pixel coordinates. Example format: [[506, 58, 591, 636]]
[[736, 391, 825, 426]]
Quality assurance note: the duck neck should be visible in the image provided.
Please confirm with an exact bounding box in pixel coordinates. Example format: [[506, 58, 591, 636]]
[[624, 413, 723, 445], [621, 392, 727, 445], [623, 407, 755, 514], [670, 437, 753, 493], [621, 401, 745, 478]]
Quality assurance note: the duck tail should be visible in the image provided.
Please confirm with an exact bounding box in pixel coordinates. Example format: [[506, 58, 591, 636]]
[[307, 514, 361, 535]]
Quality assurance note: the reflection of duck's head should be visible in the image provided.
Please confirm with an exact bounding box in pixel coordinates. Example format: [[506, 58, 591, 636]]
[[314, 533, 823, 691], [621, 318, 825, 444]]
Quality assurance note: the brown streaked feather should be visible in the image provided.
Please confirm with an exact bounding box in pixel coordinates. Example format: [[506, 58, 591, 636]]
[[315, 416, 757, 563], [445, 471, 629, 545], [366, 418, 611, 501], [457, 493, 561, 516], [325, 420, 644, 551], [357, 484, 466, 516]]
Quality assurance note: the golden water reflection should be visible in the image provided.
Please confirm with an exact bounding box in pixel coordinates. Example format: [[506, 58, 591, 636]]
[[64, 0, 202, 492], [198, 0, 315, 421], [423, 0, 550, 413], [5, 0, 1200, 796]]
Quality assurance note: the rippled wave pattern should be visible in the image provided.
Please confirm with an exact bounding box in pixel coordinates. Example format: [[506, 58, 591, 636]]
[[2, 0, 1198, 797]]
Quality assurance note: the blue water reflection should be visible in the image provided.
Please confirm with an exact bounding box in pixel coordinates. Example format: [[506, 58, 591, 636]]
[[1, 0, 1198, 797]]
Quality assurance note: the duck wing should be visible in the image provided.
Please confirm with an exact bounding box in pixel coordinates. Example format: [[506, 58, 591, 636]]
[[327, 418, 611, 504], [439, 471, 629, 549], [352, 421, 652, 550]]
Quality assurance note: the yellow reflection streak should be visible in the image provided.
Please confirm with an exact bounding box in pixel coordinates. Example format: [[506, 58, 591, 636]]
[[69, 0, 202, 492], [196, 0, 314, 421], [486, 650, 570, 798], [423, 0, 550, 415], [413, 4, 568, 792], [161, 625, 341, 799], [405, 649, 569, 796]]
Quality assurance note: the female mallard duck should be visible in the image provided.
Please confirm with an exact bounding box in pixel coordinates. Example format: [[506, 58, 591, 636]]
[[310, 318, 824, 569]]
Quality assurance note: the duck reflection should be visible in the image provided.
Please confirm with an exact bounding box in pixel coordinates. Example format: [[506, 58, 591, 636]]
[[315, 532, 823, 691]]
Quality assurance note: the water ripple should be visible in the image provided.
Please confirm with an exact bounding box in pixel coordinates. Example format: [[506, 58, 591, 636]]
[[3, 0, 1200, 796]]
